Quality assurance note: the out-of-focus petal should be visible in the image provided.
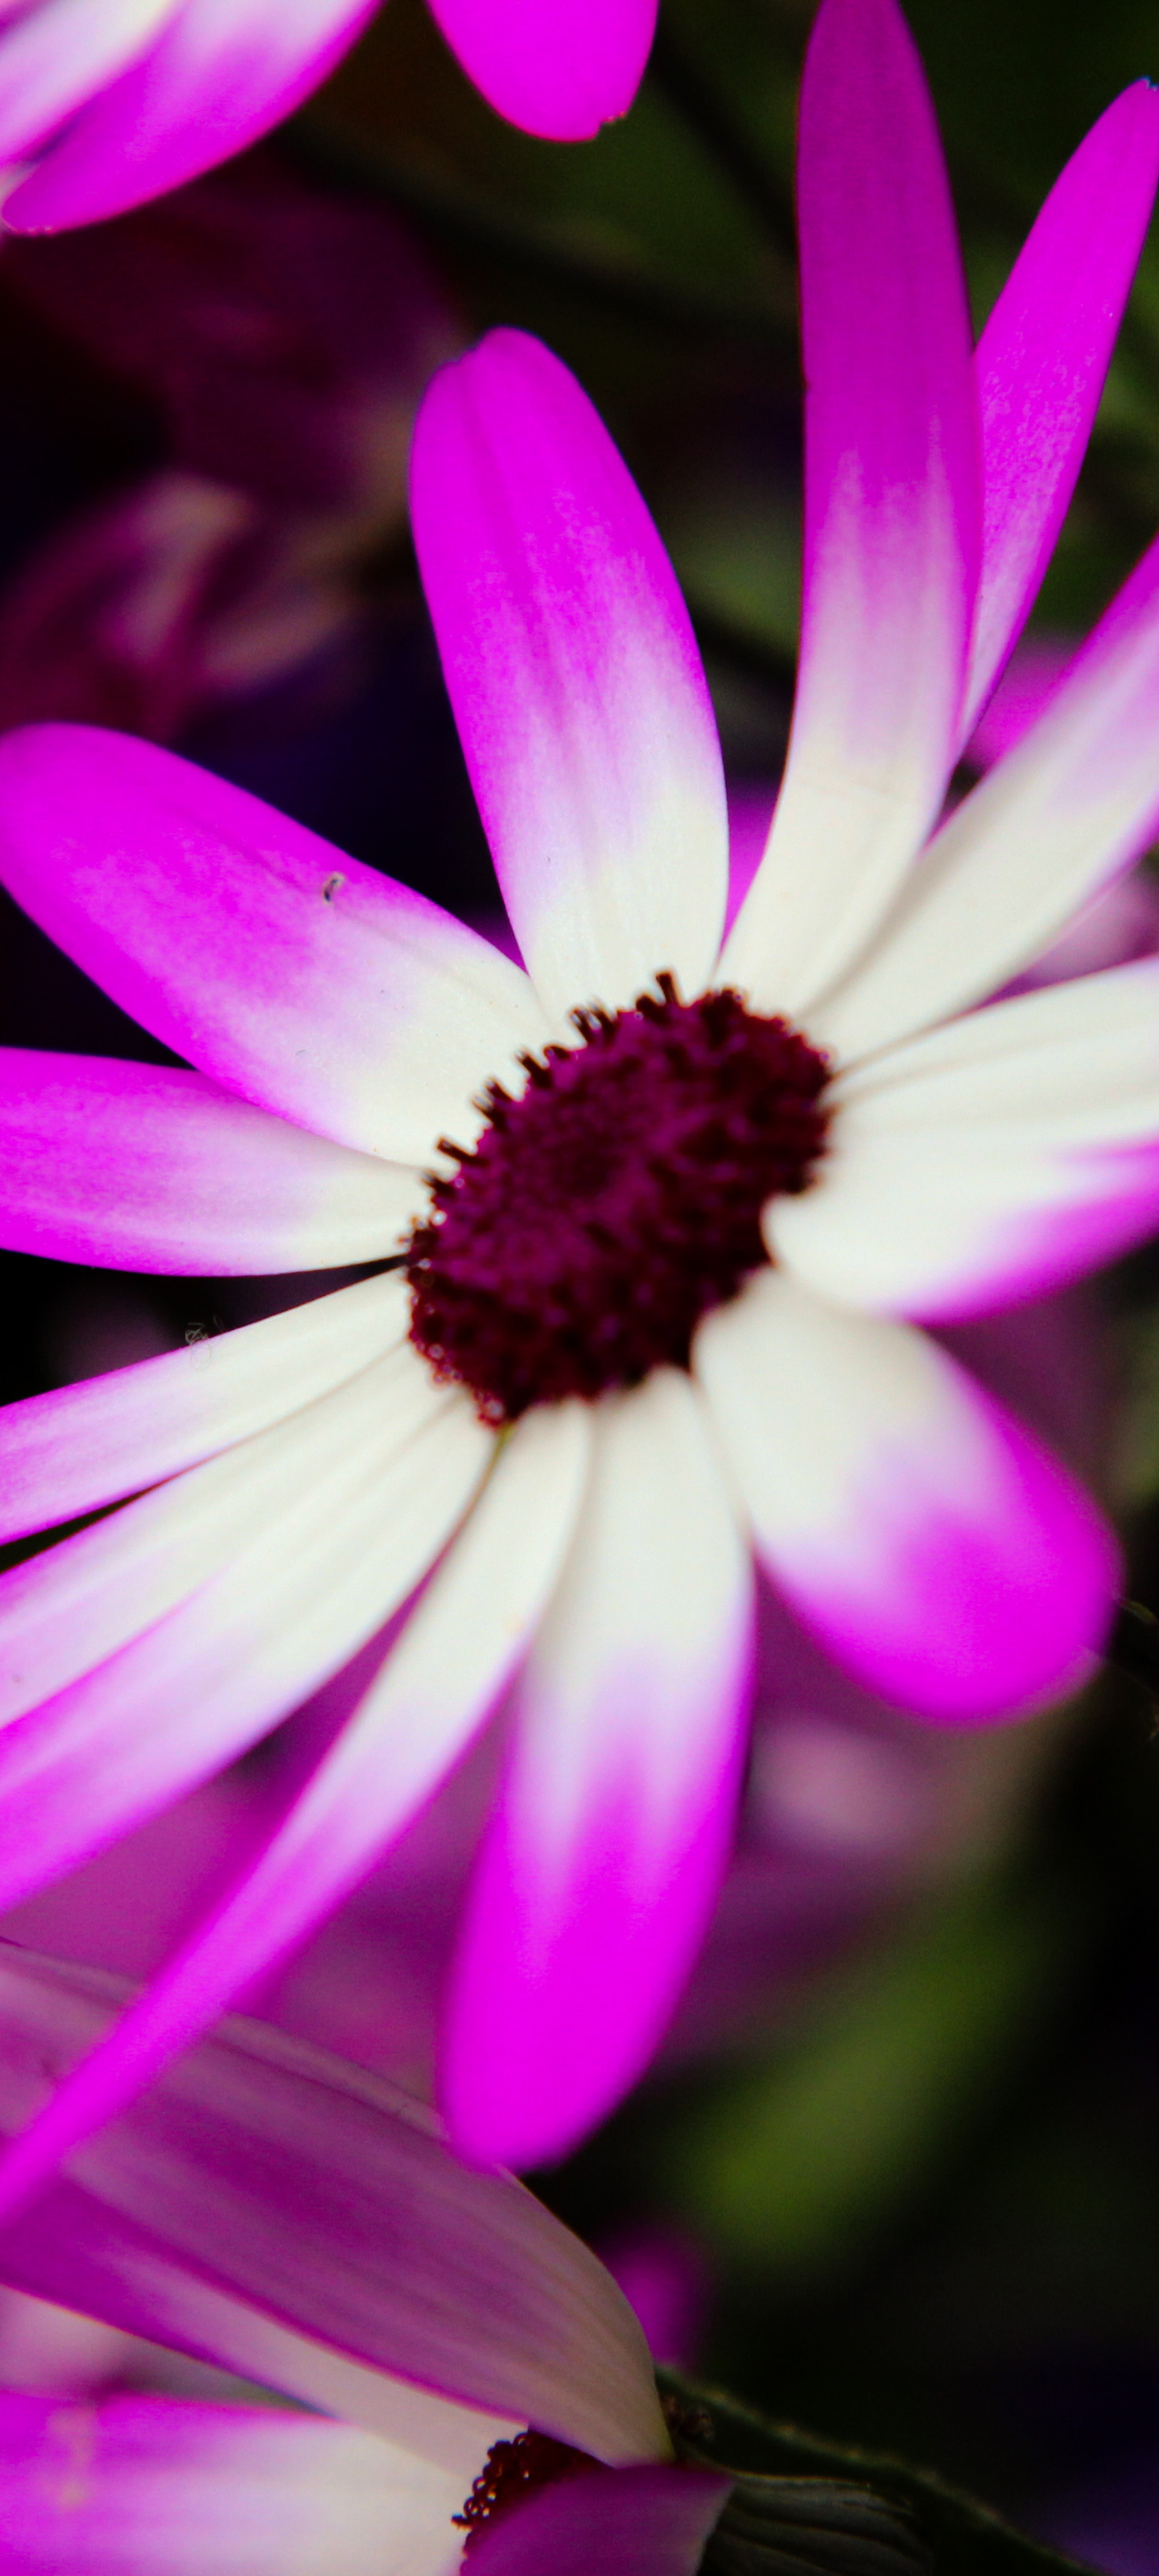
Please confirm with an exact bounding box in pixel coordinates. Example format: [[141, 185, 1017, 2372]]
[[0, 1951, 668, 2467], [0, 725, 547, 1163], [0, 1406, 590, 2226], [722, 0, 980, 1018], [3, 0, 377, 235], [0, 0, 175, 164], [0, 2391, 456, 2576], [0, 1052, 419, 1274], [695, 1270, 1116, 1722], [443, 1370, 753, 2170], [425, 0, 658, 141], [463, 2465, 730, 2576], [962, 83, 1159, 740], [411, 330, 728, 1023], [772, 955, 1159, 1314], [0, 1361, 489, 1918], [0, 1272, 410, 1546], [815, 524, 1159, 1061]]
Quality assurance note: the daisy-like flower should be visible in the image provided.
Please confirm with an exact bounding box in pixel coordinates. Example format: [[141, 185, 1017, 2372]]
[[0, 0, 657, 237], [0, 0, 1155, 2190], [0, 1945, 724, 2574]]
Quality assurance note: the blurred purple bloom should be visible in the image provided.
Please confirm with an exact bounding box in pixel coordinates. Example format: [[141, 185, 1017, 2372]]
[[0, 0, 658, 237], [0, 1946, 728, 2574], [0, 0, 1156, 2193], [0, 157, 460, 744]]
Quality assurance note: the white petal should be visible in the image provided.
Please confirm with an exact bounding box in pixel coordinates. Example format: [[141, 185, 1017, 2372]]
[[695, 1269, 1116, 1722], [773, 955, 1159, 1312], [0, 1272, 411, 1546], [442, 1370, 753, 2169]]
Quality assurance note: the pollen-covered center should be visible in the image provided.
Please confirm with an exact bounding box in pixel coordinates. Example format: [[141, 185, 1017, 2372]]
[[406, 974, 831, 1424]]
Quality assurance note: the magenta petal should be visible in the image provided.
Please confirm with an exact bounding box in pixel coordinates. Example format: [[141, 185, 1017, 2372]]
[[442, 1371, 753, 2171], [0, 1952, 667, 2465], [3, 0, 377, 236], [963, 83, 1159, 740], [424, 0, 657, 139], [697, 1274, 1119, 1725], [724, 0, 980, 1017], [411, 330, 728, 1022], [0, 2391, 439, 2575], [0, 1366, 488, 1920], [0, 1051, 418, 1273], [463, 2467, 729, 2576], [0, 724, 547, 1163]]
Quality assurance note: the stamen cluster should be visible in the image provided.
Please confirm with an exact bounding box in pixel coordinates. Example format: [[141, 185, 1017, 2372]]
[[454, 2429, 600, 2553], [407, 976, 831, 1423]]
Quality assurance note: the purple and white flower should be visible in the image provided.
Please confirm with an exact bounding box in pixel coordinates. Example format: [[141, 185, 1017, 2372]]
[[0, 0, 658, 236], [0, 1946, 721, 2574], [0, 0, 1153, 2184]]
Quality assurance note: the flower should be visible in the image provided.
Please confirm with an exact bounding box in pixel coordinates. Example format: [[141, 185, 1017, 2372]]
[[0, 0, 658, 237], [0, 0, 1155, 2189], [0, 1944, 728, 2574]]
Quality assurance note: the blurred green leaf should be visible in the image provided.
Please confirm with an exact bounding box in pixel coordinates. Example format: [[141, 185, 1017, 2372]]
[[664, 2374, 1095, 2576], [658, 1875, 1081, 2277]]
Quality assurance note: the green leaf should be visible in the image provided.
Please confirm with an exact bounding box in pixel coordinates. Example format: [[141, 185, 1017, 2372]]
[[660, 2374, 1095, 2576]]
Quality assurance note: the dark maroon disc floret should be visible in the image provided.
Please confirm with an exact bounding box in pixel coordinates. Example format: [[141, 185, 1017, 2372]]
[[406, 973, 831, 1424], [454, 2430, 601, 2553]]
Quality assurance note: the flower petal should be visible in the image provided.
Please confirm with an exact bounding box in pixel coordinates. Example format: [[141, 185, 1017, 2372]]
[[3, 0, 377, 235], [0, 1952, 667, 2466], [0, 1406, 590, 2228], [442, 1369, 754, 2171], [721, 0, 980, 1018], [0, 1051, 419, 1274], [0, 724, 547, 1162], [462, 2466, 729, 2576], [0, 2391, 457, 2576], [695, 1271, 1117, 1723], [0, 1340, 439, 1735], [0, 0, 175, 164], [0, 1360, 490, 1917], [425, 0, 657, 141], [815, 522, 1159, 1060], [0, 1271, 410, 1546], [410, 330, 728, 1022], [772, 956, 1159, 1315], [962, 82, 1159, 741]]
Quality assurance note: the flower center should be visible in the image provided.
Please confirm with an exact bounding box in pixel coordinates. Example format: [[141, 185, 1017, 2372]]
[[406, 974, 831, 1425], [454, 2430, 601, 2555]]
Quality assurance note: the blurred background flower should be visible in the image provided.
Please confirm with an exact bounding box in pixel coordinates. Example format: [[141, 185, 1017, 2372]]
[[0, 0, 1156, 2563]]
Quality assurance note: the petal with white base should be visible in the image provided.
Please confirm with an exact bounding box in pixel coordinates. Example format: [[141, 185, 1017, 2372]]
[[0, 1952, 668, 2465], [722, 0, 980, 1016], [772, 955, 1159, 1315], [0, 2392, 460, 2576], [815, 523, 1159, 1060], [0, 1271, 410, 1547], [0, 1361, 491, 1917], [442, 1369, 753, 2171], [0, 1406, 590, 2227], [695, 1270, 1117, 1722], [0, 726, 547, 1165], [0, 1052, 419, 1274], [411, 331, 728, 1023]]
